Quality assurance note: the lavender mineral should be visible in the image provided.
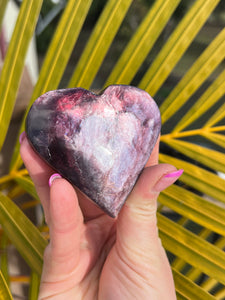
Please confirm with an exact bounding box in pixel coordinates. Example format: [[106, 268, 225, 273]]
[[26, 85, 161, 217]]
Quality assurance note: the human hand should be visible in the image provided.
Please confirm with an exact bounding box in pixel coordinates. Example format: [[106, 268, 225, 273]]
[[20, 133, 181, 299]]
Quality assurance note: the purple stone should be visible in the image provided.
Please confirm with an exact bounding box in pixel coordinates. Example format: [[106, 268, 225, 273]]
[[26, 85, 161, 217]]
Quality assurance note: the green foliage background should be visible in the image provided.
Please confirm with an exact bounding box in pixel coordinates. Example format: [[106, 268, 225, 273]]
[[0, 0, 225, 298]]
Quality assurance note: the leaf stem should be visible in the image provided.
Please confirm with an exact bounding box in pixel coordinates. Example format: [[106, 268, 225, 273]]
[[161, 126, 225, 141], [0, 169, 28, 185], [10, 275, 30, 283]]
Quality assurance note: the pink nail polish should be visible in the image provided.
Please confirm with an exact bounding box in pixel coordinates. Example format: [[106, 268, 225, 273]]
[[164, 169, 184, 178], [48, 173, 62, 187], [153, 169, 183, 192], [19, 131, 26, 144]]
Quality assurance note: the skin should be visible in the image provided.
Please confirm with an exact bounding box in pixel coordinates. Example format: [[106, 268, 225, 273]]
[[20, 135, 178, 300]]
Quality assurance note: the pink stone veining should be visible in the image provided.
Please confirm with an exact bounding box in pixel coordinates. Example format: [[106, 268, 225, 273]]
[[26, 85, 161, 217]]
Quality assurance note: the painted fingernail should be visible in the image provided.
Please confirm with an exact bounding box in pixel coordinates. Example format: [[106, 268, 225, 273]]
[[19, 131, 26, 144], [153, 169, 183, 192], [48, 173, 62, 187], [164, 169, 184, 178]]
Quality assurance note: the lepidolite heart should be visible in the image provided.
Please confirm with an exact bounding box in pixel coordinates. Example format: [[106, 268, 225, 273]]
[[26, 85, 161, 217]]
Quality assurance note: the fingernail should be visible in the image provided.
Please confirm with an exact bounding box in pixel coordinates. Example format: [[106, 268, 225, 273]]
[[164, 169, 184, 178], [19, 131, 26, 144], [153, 169, 183, 192], [49, 173, 62, 187]]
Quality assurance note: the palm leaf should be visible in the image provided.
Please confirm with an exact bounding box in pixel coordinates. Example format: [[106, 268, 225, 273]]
[[31, 0, 93, 96], [138, 0, 220, 95], [202, 132, 225, 149], [159, 185, 225, 236], [160, 27, 225, 125], [28, 272, 40, 300], [10, 0, 93, 171], [68, 0, 133, 89], [171, 227, 212, 271], [174, 235, 225, 297], [0, 271, 13, 300], [0, 192, 47, 275], [158, 214, 225, 286], [172, 67, 225, 133], [14, 174, 39, 201], [204, 103, 225, 128], [188, 236, 225, 282], [0, 0, 8, 30], [104, 0, 181, 86], [162, 138, 225, 173], [0, 0, 42, 151], [172, 269, 215, 300], [0, 233, 9, 286]]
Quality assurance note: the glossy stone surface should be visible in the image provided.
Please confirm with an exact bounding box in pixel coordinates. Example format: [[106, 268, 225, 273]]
[[26, 85, 161, 217]]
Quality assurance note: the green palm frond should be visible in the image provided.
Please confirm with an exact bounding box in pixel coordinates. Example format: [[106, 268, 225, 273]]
[[0, 192, 47, 275], [0, 0, 8, 30], [139, 0, 220, 95], [10, 0, 93, 171], [0, 0, 42, 151], [0, 270, 13, 300], [68, 0, 133, 89], [0, 0, 224, 298], [162, 139, 225, 173], [160, 26, 225, 125], [104, 0, 181, 86], [159, 213, 225, 285], [173, 268, 215, 300], [29, 272, 40, 300]]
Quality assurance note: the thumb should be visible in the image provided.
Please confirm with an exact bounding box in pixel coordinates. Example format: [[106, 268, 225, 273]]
[[117, 163, 183, 255]]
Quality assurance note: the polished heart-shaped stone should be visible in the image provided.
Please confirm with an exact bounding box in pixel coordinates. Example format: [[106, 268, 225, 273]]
[[26, 85, 161, 217]]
